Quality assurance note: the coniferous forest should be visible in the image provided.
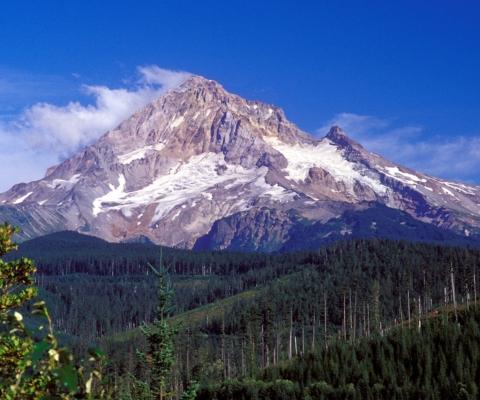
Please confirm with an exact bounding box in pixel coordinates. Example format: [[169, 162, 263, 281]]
[[3, 228, 480, 398]]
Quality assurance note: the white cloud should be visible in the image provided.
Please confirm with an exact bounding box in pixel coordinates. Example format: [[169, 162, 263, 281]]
[[0, 122, 57, 191], [0, 66, 191, 192], [137, 65, 191, 87], [17, 66, 192, 157], [318, 113, 480, 184]]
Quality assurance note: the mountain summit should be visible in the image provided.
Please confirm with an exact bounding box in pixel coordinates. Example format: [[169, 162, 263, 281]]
[[1, 76, 480, 246]]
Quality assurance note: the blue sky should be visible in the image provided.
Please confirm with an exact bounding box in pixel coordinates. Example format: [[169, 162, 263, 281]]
[[1, 1, 479, 191]]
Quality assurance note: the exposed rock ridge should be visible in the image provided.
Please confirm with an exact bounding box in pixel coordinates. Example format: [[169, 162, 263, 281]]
[[0, 75, 479, 246]]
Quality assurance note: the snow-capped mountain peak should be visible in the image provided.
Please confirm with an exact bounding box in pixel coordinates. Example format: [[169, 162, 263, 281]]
[[1, 76, 480, 245]]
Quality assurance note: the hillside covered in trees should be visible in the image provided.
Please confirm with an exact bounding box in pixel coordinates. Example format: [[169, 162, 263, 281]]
[[3, 230, 480, 398]]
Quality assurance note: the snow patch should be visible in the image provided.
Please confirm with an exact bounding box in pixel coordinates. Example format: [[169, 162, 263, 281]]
[[442, 187, 458, 199], [384, 167, 426, 185], [37, 200, 47, 205], [90, 152, 296, 224], [253, 176, 297, 203], [264, 137, 391, 202], [205, 109, 212, 118], [92, 174, 127, 216], [118, 143, 165, 164], [14, 192, 33, 204], [440, 181, 477, 195], [171, 210, 181, 221], [170, 115, 184, 128], [46, 174, 81, 190]]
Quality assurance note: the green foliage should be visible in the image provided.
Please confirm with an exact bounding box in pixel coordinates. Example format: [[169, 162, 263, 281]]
[[0, 222, 113, 399], [132, 252, 198, 399], [7, 229, 480, 398], [198, 309, 480, 399], [0, 222, 38, 313], [179, 381, 200, 400]]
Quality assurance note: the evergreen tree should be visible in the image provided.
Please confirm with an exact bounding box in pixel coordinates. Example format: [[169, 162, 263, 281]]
[[133, 251, 197, 399]]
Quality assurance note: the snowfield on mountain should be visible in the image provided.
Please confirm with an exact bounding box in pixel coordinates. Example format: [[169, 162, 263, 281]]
[[1, 76, 479, 246]]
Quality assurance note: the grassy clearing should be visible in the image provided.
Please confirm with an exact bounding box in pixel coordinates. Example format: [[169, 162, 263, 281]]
[[110, 287, 261, 342]]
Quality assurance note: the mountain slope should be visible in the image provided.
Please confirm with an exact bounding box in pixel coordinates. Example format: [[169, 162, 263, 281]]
[[193, 203, 480, 252], [1, 76, 480, 246]]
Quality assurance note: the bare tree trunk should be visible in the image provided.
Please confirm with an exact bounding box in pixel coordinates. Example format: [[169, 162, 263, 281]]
[[418, 296, 422, 332], [289, 309, 293, 360], [444, 285, 448, 324], [273, 342, 276, 368], [222, 312, 226, 378], [324, 293, 328, 349], [349, 288, 353, 344], [227, 341, 230, 379], [423, 269, 427, 317], [363, 303, 366, 337], [242, 338, 245, 376], [312, 311, 315, 350], [186, 327, 190, 381], [261, 324, 265, 369], [353, 291, 357, 342], [302, 324, 305, 355], [266, 343, 269, 368], [407, 290, 411, 329], [367, 303, 370, 337], [467, 283, 470, 311], [399, 294, 403, 331], [343, 292, 346, 342], [276, 332, 280, 365], [251, 326, 255, 374], [451, 263, 458, 323], [475, 270, 477, 311]]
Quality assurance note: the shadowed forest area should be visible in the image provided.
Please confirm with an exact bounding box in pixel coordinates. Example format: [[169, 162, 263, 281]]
[[3, 229, 480, 398]]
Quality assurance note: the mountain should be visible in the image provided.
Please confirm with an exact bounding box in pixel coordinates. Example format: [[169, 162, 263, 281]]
[[194, 203, 480, 252], [1, 76, 480, 247]]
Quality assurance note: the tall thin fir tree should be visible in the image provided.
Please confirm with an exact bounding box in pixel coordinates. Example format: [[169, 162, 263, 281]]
[[133, 249, 198, 400]]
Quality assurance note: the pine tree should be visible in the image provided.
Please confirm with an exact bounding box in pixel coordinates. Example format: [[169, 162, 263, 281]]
[[134, 250, 197, 399], [135, 253, 177, 399]]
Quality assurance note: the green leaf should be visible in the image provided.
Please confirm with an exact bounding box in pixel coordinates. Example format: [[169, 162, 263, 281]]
[[53, 363, 78, 393], [88, 347, 105, 359], [31, 340, 50, 364]]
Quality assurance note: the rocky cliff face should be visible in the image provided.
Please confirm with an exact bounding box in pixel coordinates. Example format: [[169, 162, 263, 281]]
[[1, 76, 480, 246]]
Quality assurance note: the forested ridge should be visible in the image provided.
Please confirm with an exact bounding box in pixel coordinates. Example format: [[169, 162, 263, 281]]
[[5, 230, 480, 398], [197, 308, 480, 399]]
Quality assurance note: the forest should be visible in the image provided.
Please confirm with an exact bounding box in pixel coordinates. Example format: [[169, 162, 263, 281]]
[[2, 227, 480, 398]]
